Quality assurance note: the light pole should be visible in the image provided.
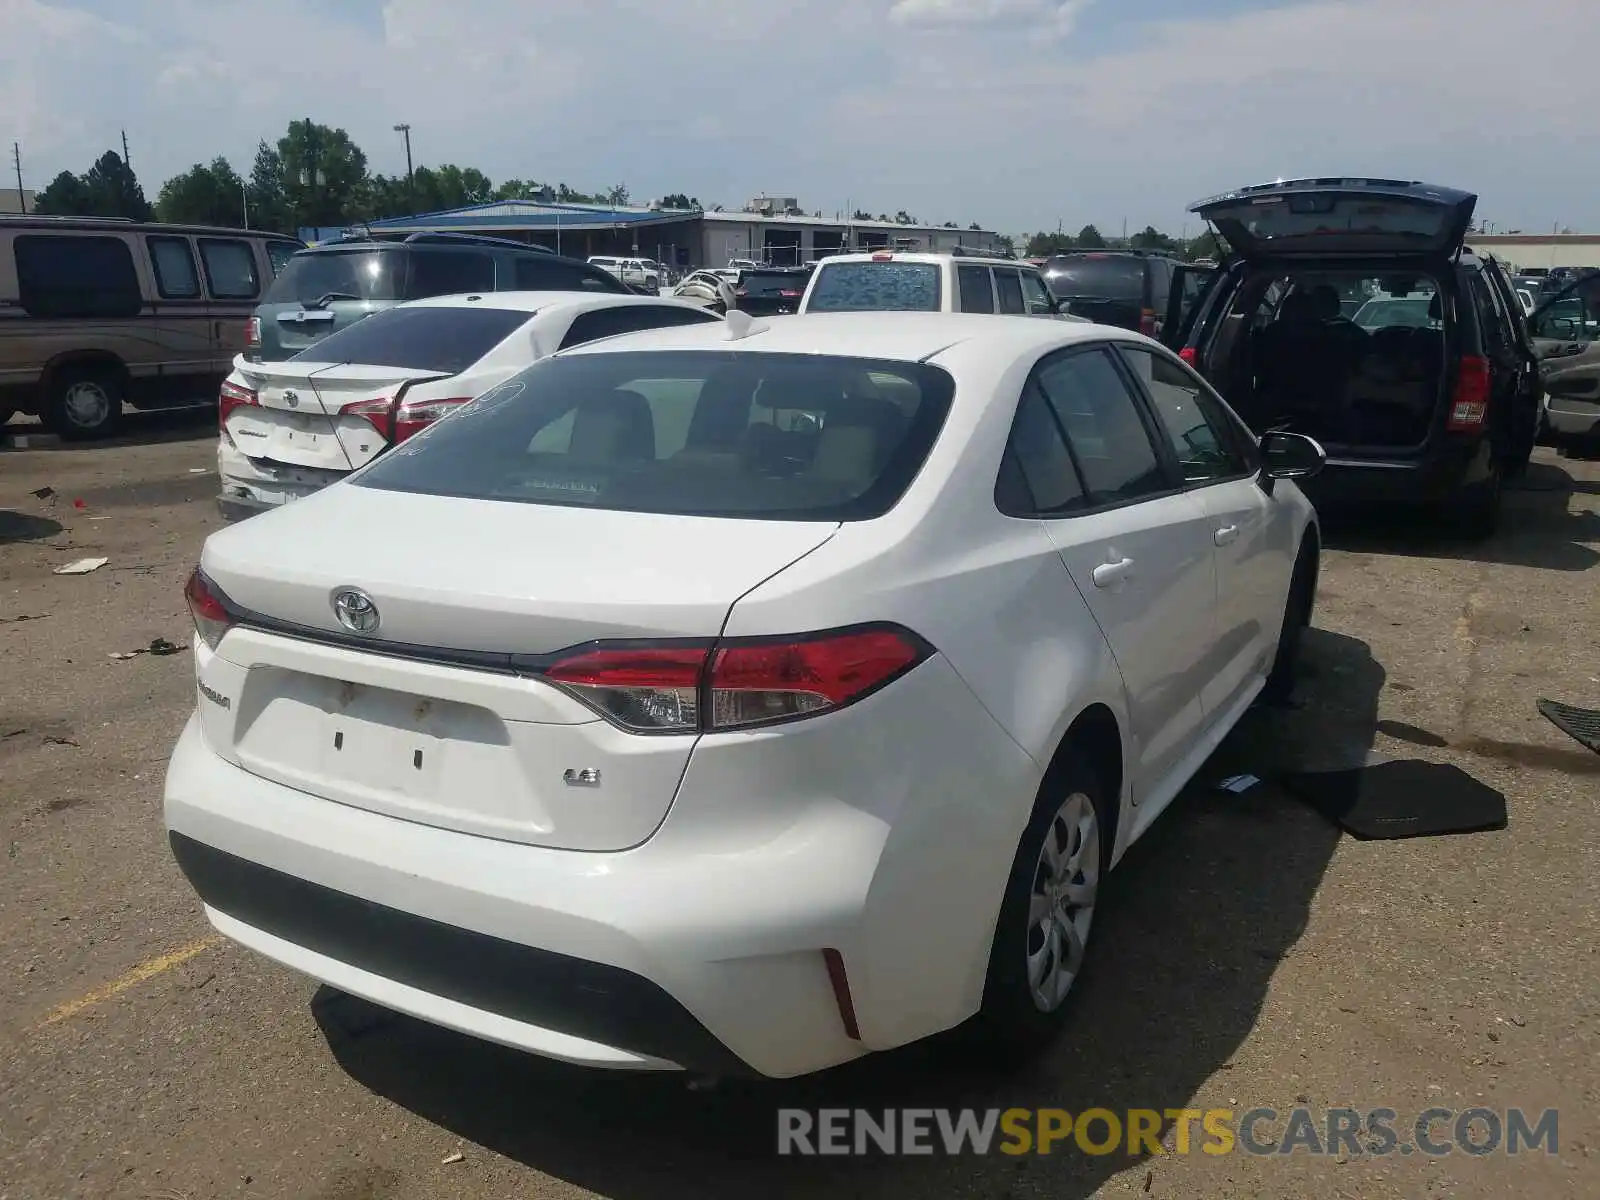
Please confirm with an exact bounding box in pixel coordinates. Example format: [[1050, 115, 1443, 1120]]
[[393, 123, 414, 213]]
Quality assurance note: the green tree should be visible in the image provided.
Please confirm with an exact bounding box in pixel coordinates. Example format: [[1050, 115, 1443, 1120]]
[[968, 222, 982, 231], [1130, 224, 1177, 252], [277, 118, 370, 228], [942, 221, 958, 228], [81, 151, 154, 220], [1184, 231, 1224, 261], [1076, 224, 1106, 249], [247, 140, 290, 234], [660, 193, 701, 210], [156, 157, 246, 227], [32, 170, 93, 216], [1026, 231, 1076, 257], [853, 210, 873, 222], [894, 210, 918, 225], [604, 182, 631, 206]]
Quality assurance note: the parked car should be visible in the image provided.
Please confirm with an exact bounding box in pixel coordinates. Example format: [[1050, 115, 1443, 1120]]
[[1041, 251, 1197, 339], [588, 257, 662, 292], [216, 292, 720, 520], [1168, 178, 1543, 536], [675, 267, 806, 316], [798, 251, 1082, 320], [1527, 272, 1600, 448], [167, 310, 1325, 1080], [0, 215, 301, 438], [250, 234, 627, 365]]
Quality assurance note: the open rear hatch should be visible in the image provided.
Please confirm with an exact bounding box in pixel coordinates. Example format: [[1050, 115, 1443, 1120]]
[[226, 361, 447, 472], [194, 487, 838, 851], [1190, 178, 1477, 263]]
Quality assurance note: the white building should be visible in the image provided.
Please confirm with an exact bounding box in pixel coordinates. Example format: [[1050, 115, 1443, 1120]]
[[1467, 234, 1600, 273]]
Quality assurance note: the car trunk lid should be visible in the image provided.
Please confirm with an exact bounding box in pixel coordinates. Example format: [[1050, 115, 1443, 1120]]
[[1190, 178, 1477, 264], [195, 487, 839, 850], [227, 360, 447, 472]]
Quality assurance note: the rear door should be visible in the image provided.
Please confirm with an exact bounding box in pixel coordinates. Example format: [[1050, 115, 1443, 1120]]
[[1161, 263, 1216, 348], [1022, 345, 1217, 802], [1530, 275, 1600, 432], [144, 233, 213, 385], [1189, 178, 1477, 263], [197, 236, 264, 373]]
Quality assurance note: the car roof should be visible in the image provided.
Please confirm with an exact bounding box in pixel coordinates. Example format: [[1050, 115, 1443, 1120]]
[[816, 252, 1024, 268], [393, 291, 708, 315], [557, 311, 1127, 364]]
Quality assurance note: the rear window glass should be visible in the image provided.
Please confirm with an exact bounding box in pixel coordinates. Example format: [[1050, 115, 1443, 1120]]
[[1044, 256, 1144, 301], [405, 250, 494, 298], [740, 272, 805, 297], [806, 262, 941, 312], [263, 249, 403, 305], [516, 257, 629, 292], [14, 235, 142, 319], [287, 305, 529, 373], [1206, 195, 1454, 246], [353, 351, 955, 521]]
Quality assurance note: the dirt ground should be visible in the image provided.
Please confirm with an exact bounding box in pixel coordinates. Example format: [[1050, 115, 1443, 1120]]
[[2, 411, 1598, 1199]]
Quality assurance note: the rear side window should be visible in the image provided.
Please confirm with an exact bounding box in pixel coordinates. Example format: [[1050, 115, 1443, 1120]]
[[14, 235, 143, 319], [806, 262, 941, 312], [147, 236, 200, 299], [557, 305, 718, 350], [996, 385, 1086, 515], [515, 256, 629, 293], [995, 269, 1026, 314], [1044, 255, 1144, 301], [406, 250, 495, 299], [287, 305, 530, 373], [199, 238, 260, 299], [1034, 348, 1168, 506], [354, 351, 956, 521], [262, 250, 403, 304], [1019, 270, 1056, 315], [265, 242, 299, 275], [958, 266, 995, 313]]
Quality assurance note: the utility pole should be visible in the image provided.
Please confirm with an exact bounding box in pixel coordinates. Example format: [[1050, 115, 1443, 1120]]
[[121, 129, 131, 171], [11, 143, 24, 213], [393, 123, 414, 213]]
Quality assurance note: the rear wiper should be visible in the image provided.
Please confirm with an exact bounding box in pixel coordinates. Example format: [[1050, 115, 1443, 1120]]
[[306, 292, 360, 309]]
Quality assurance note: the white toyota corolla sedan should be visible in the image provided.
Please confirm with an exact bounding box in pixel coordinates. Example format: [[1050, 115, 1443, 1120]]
[[165, 311, 1324, 1079]]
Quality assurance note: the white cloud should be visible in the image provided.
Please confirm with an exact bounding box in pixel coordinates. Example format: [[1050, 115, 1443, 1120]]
[[3, 0, 1597, 236]]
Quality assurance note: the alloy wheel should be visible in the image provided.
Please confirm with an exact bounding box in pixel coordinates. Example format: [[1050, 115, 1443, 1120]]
[[1026, 790, 1101, 1012]]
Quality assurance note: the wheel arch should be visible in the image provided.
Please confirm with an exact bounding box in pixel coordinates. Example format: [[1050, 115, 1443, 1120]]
[[40, 350, 132, 398], [1040, 701, 1125, 867]]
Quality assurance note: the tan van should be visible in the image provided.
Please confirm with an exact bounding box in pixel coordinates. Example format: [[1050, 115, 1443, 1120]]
[[0, 216, 302, 439]]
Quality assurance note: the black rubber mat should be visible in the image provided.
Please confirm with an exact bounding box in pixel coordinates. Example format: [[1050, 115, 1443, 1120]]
[[1279, 759, 1507, 840], [1537, 699, 1600, 755]]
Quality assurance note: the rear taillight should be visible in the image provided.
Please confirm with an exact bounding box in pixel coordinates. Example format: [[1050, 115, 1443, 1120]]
[[780, 290, 801, 298], [1178, 347, 1197, 365], [184, 568, 234, 650], [395, 397, 472, 443], [1140, 308, 1158, 336], [734, 287, 748, 298], [245, 317, 261, 348], [535, 625, 932, 734], [218, 379, 259, 430], [340, 397, 397, 441], [1447, 355, 1491, 431], [871, 252, 893, 261]]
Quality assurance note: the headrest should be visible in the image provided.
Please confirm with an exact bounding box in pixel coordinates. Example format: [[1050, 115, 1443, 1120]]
[[1278, 292, 1321, 325], [1427, 292, 1442, 321], [568, 388, 655, 461]]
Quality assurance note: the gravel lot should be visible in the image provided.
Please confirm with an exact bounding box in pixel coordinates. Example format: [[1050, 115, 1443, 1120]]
[[3, 413, 1598, 1199]]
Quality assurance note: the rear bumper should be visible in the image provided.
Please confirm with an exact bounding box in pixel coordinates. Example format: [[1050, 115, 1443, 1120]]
[[216, 439, 346, 519], [1301, 439, 1493, 508], [162, 653, 1040, 1078]]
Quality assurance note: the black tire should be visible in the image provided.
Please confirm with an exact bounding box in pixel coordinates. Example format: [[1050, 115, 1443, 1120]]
[[46, 364, 123, 441], [973, 746, 1111, 1062], [1451, 464, 1503, 540], [1263, 539, 1317, 705]]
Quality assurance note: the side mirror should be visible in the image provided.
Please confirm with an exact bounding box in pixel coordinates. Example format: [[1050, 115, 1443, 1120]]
[[1260, 430, 1326, 481]]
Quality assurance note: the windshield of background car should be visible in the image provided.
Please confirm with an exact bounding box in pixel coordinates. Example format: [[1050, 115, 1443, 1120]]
[[262, 249, 402, 305], [287, 305, 530, 373], [806, 262, 941, 312], [353, 351, 956, 521], [1043, 256, 1144, 300]]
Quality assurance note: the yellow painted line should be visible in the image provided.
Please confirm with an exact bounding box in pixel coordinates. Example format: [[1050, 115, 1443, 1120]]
[[37, 936, 220, 1028]]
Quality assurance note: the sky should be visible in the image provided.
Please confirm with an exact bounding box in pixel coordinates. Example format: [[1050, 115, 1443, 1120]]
[[3, 0, 1596, 237]]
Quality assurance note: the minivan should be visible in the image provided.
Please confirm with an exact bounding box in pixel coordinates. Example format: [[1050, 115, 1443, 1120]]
[[1042, 250, 1200, 339], [0, 216, 302, 438], [1165, 178, 1542, 536], [250, 233, 629, 363]]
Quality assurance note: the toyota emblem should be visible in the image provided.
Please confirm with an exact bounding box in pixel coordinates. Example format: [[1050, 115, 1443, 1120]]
[[331, 588, 380, 635]]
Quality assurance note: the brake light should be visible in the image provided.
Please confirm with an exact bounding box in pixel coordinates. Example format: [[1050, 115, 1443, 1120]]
[[871, 252, 893, 261], [184, 568, 235, 651], [1140, 308, 1158, 336], [245, 317, 261, 348], [1447, 356, 1491, 431], [734, 287, 748, 298], [339, 397, 397, 441], [1179, 347, 1197, 365], [535, 625, 932, 734], [395, 397, 472, 443], [218, 379, 258, 429]]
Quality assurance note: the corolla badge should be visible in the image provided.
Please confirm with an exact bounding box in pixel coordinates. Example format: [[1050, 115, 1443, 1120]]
[[331, 588, 380, 635]]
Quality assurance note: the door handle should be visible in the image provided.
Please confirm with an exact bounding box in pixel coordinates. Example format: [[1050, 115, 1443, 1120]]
[[1214, 524, 1240, 546], [1091, 557, 1134, 588]]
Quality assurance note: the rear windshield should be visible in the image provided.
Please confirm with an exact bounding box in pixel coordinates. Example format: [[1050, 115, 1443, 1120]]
[[263, 249, 402, 305], [1043, 256, 1144, 300], [353, 351, 955, 521], [288, 305, 530, 373], [806, 262, 941, 312], [741, 272, 806, 296]]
